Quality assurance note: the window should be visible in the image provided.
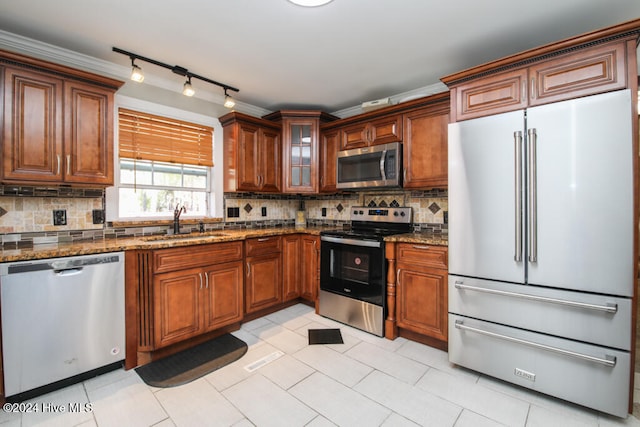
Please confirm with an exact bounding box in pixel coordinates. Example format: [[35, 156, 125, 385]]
[[116, 108, 214, 219]]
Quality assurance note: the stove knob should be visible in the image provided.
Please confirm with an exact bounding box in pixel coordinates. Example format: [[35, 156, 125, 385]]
[[400, 212, 406, 217], [393, 212, 399, 216], [359, 210, 364, 215]]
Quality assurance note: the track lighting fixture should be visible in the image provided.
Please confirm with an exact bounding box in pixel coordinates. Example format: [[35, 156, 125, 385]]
[[113, 47, 239, 102], [223, 88, 235, 109], [183, 76, 195, 97]]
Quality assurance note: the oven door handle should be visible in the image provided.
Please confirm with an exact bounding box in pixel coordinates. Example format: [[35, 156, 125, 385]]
[[321, 235, 381, 248]]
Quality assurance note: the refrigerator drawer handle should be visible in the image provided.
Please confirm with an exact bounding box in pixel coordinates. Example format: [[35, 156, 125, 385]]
[[454, 282, 618, 313], [454, 320, 616, 367]]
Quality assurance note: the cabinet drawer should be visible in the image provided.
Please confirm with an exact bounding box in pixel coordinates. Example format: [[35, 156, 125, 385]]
[[154, 241, 243, 273], [396, 243, 447, 269], [449, 314, 630, 417], [245, 236, 282, 257], [448, 275, 631, 350]]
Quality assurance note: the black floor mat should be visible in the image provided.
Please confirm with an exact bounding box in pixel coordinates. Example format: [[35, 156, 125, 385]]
[[308, 328, 344, 345], [136, 334, 247, 388]]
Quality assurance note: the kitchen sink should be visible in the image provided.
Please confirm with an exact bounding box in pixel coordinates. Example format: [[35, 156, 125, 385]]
[[142, 231, 230, 242]]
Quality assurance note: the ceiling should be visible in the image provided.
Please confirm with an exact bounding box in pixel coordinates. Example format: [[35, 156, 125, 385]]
[[0, 0, 639, 114]]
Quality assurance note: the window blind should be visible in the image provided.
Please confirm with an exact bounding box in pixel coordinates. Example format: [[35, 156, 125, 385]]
[[119, 108, 214, 167]]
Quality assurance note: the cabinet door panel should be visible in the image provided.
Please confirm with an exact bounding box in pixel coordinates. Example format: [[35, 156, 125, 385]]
[[64, 82, 113, 184], [205, 261, 243, 330], [260, 128, 281, 192], [154, 268, 202, 348], [403, 108, 449, 188], [282, 235, 301, 301], [341, 122, 368, 150], [3, 67, 63, 182], [245, 254, 282, 313], [397, 265, 448, 342], [320, 130, 339, 192], [237, 122, 261, 191], [369, 114, 402, 145], [453, 68, 528, 121], [301, 235, 319, 302]]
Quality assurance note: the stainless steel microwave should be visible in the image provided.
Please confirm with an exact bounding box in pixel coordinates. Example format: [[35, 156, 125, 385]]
[[336, 142, 402, 189]]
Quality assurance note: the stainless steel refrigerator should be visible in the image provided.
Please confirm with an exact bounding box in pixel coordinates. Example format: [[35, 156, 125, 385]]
[[447, 89, 634, 417]]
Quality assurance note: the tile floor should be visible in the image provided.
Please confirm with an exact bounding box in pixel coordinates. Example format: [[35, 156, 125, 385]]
[[2, 303, 640, 427]]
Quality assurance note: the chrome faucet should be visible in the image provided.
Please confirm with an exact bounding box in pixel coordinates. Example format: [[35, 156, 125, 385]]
[[173, 204, 186, 234]]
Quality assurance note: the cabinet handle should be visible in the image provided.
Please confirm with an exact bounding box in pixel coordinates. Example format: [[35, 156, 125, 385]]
[[521, 81, 526, 102], [396, 268, 401, 286], [530, 78, 536, 100], [246, 262, 250, 276], [257, 238, 270, 242], [403, 168, 407, 183], [412, 245, 431, 250], [199, 272, 203, 289], [56, 155, 61, 175], [205, 272, 209, 289], [66, 154, 71, 175]]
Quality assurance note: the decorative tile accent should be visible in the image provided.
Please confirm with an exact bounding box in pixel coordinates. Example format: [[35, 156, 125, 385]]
[[336, 203, 344, 213], [390, 200, 400, 208], [378, 200, 387, 207], [0, 206, 6, 218], [428, 202, 441, 214], [244, 203, 253, 213], [367, 200, 377, 207]]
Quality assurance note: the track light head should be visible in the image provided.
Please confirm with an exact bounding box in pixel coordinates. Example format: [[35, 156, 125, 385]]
[[223, 88, 236, 109], [183, 76, 195, 97], [130, 58, 144, 82]]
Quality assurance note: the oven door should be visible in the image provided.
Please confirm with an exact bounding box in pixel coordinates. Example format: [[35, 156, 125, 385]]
[[320, 235, 386, 306]]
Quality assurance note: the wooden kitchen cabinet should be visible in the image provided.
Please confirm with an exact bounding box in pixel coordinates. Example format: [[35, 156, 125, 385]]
[[300, 234, 319, 302], [282, 234, 302, 301], [132, 241, 244, 352], [262, 110, 338, 194], [319, 129, 339, 192], [245, 236, 282, 313], [220, 112, 281, 193], [402, 102, 449, 189], [340, 114, 402, 150], [445, 39, 629, 121], [1, 51, 122, 186], [394, 243, 448, 344]]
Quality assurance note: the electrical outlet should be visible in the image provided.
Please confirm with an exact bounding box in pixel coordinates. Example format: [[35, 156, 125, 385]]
[[92, 209, 105, 224], [261, 207, 267, 217], [322, 207, 327, 217], [443, 211, 448, 224], [53, 210, 67, 226]]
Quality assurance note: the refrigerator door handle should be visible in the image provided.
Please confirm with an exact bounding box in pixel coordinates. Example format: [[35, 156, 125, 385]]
[[514, 131, 523, 262], [528, 128, 538, 263], [454, 320, 616, 367]]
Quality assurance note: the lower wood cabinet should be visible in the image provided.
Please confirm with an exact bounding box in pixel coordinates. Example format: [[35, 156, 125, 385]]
[[245, 236, 282, 313], [154, 261, 243, 349], [391, 243, 448, 344], [282, 234, 319, 303], [300, 235, 319, 302]]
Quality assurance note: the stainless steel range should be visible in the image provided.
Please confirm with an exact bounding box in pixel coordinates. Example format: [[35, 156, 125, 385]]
[[319, 206, 412, 336]]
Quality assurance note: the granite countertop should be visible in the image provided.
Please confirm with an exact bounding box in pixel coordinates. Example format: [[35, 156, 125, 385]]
[[0, 226, 447, 263]]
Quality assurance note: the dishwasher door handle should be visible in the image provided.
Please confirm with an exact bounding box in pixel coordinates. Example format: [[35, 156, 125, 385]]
[[54, 268, 83, 277]]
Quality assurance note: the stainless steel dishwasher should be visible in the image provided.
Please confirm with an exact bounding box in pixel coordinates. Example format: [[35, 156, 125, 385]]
[[1, 252, 125, 399]]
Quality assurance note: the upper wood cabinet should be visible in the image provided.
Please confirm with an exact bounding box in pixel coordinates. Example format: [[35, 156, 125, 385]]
[[263, 110, 338, 194], [402, 101, 449, 189], [444, 38, 633, 121], [319, 129, 339, 193], [220, 112, 281, 193], [1, 54, 122, 186], [340, 114, 402, 150]]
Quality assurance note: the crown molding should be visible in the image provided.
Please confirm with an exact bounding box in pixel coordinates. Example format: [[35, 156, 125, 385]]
[[330, 82, 448, 118]]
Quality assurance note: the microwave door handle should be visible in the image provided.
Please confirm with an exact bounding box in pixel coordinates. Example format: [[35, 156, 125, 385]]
[[379, 149, 387, 181]]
